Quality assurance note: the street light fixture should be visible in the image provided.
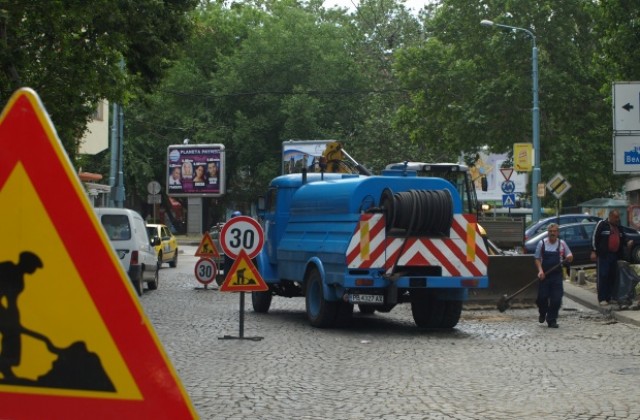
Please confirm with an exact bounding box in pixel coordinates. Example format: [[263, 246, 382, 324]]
[[481, 19, 541, 223]]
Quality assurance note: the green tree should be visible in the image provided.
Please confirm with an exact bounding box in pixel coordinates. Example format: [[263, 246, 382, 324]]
[[394, 0, 617, 206], [0, 0, 197, 161]]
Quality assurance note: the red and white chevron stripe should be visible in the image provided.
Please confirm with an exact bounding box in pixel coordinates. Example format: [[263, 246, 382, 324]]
[[346, 213, 488, 276]]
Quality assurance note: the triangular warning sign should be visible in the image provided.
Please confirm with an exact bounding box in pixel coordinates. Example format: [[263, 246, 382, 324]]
[[0, 89, 196, 418], [219, 249, 268, 292], [500, 167, 514, 181], [195, 231, 220, 258]]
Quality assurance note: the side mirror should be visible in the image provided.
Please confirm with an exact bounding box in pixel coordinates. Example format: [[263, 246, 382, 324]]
[[257, 196, 266, 211], [151, 236, 161, 246], [481, 176, 488, 192]]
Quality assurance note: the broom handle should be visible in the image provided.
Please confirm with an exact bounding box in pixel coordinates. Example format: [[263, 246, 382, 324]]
[[506, 262, 563, 301]]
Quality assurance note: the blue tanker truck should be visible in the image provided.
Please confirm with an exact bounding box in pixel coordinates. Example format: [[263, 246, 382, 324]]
[[252, 168, 489, 328]]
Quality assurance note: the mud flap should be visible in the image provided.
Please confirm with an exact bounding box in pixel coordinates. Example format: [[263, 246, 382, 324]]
[[467, 255, 538, 305], [386, 282, 398, 305]]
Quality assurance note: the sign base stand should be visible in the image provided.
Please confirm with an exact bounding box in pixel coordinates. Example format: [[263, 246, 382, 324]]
[[218, 292, 263, 341]]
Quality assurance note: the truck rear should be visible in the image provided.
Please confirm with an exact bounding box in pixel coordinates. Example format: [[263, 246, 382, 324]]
[[253, 169, 489, 328]]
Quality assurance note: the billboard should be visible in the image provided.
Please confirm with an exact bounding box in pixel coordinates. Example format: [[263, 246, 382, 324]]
[[470, 151, 528, 202], [282, 139, 335, 174], [166, 144, 225, 197]]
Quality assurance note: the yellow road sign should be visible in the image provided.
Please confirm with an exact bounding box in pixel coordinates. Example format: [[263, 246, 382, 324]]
[[195, 231, 220, 258], [219, 250, 268, 292], [0, 89, 196, 418]]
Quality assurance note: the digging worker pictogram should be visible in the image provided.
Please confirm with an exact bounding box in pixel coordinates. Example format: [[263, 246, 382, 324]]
[[0, 251, 43, 380], [234, 268, 256, 286]]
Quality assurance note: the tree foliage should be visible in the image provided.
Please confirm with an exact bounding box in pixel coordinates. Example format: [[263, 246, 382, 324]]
[[394, 0, 622, 206], [0, 0, 197, 161], [3, 0, 635, 216]]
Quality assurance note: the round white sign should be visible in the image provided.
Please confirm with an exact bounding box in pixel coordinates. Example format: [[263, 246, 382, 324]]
[[147, 180, 161, 195], [220, 216, 264, 259], [194, 258, 217, 285]]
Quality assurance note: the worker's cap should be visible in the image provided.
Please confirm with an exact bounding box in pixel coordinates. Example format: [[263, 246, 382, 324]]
[[231, 210, 242, 217]]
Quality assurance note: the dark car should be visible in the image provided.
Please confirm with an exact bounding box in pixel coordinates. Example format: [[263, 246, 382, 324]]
[[524, 214, 601, 241], [524, 221, 640, 265]]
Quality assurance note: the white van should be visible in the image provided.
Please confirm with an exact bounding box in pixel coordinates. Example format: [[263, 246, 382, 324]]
[[94, 207, 160, 295]]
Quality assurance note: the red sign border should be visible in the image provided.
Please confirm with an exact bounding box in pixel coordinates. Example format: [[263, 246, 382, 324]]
[[220, 215, 264, 259], [219, 249, 268, 292], [0, 89, 196, 418], [194, 257, 217, 285]]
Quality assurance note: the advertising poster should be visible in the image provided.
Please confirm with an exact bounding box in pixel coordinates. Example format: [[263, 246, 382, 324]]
[[166, 144, 225, 197], [470, 151, 528, 202], [282, 140, 335, 174]]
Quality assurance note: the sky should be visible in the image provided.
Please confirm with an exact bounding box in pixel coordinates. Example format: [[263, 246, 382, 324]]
[[323, 0, 432, 14]]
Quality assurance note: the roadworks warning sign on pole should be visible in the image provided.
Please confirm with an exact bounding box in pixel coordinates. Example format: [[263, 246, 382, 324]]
[[0, 89, 196, 418]]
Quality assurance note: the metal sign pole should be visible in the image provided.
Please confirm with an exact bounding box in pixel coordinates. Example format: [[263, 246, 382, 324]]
[[239, 292, 245, 338]]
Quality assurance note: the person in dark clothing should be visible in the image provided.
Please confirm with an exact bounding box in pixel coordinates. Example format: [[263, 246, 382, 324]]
[[534, 223, 573, 328], [0, 252, 43, 380], [591, 210, 633, 306]]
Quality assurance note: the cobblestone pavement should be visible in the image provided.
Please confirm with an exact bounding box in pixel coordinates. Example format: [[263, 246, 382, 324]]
[[142, 246, 640, 420]]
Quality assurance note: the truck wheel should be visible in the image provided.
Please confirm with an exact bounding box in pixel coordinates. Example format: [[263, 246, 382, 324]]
[[252, 291, 272, 313], [410, 290, 443, 328], [358, 304, 376, 315], [440, 301, 462, 329], [169, 249, 178, 268], [305, 268, 337, 328]]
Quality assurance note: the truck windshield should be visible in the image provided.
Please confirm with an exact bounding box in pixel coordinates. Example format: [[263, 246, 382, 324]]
[[414, 167, 478, 216]]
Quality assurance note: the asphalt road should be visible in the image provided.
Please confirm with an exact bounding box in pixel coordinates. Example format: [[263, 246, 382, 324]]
[[141, 245, 640, 420]]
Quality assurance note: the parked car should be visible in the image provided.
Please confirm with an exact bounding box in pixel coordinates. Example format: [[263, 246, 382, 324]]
[[95, 207, 160, 295], [146, 223, 178, 268], [523, 221, 640, 265], [524, 214, 601, 241], [209, 222, 225, 257]]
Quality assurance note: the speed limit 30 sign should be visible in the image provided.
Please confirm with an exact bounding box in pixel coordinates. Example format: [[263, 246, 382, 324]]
[[220, 216, 264, 259], [194, 258, 217, 285]]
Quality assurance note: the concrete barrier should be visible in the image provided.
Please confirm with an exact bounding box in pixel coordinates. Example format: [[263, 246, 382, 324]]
[[467, 255, 538, 305]]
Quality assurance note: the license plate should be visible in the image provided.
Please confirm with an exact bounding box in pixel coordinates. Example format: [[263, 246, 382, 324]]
[[349, 294, 384, 304]]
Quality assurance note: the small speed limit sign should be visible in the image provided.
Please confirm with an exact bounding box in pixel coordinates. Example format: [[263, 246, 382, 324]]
[[194, 258, 217, 285], [220, 215, 264, 259]]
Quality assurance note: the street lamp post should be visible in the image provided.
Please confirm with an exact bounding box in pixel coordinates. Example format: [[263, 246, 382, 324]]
[[481, 19, 541, 223]]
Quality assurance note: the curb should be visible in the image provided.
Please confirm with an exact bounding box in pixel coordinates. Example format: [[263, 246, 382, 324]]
[[564, 281, 640, 328]]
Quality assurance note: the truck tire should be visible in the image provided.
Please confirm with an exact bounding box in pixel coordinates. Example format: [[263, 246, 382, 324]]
[[305, 268, 337, 328], [410, 290, 443, 328], [252, 291, 272, 313], [410, 290, 462, 329], [440, 300, 462, 329]]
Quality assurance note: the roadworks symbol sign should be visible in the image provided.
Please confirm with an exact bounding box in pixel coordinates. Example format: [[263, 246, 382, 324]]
[[219, 249, 268, 292], [195, 231, 220, 258], [0, 89, 196, 418]]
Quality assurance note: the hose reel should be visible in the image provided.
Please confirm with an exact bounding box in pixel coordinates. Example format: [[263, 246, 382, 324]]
[[380, 188, 453, 236]]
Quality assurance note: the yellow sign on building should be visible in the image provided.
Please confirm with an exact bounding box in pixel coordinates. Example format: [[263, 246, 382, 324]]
[[514, 143, 533, 172]]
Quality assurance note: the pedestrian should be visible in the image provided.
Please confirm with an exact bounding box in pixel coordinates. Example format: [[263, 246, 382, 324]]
[[590, 210, 633, 306], [0, 251, 43, 380], [534, 223, 573, 328]]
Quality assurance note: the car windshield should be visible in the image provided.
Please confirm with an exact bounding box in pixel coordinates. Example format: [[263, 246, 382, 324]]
[[101, 215, 131, 241]]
